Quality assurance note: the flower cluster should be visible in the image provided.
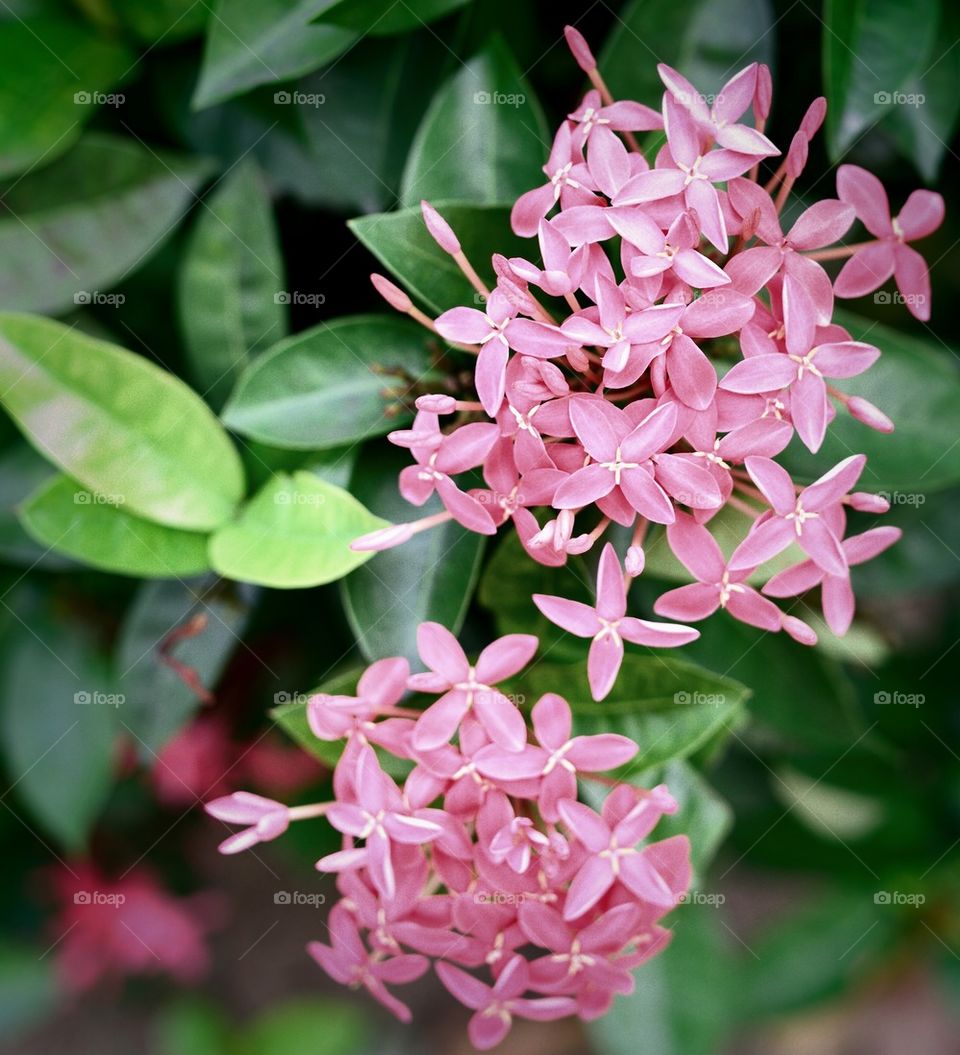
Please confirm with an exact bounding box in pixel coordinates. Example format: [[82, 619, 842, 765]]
[[206, 623, 691, 1049], [354, 27, 936, 700]]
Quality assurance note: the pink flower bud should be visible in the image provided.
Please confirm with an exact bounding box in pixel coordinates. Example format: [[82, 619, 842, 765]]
[[781, 614, 817, 646], [848, 491, 890, 514], [564, 25, 596, 72], [754, 64, 773, 122], [625, 545, 645, 576], [566, 346, 590, 372], [847, 396, 894, 433], [786, 131, 808, 180], [351, 523, 414, 552], [421, 201, 461, 255], [800, 96, 827, 138], [370, 273, 411, 312], [415, 394, 457, 414]]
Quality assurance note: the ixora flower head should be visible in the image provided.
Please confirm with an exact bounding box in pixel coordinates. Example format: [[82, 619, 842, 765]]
[[353, 27, 926, 704], [208, 621, 691, 1046]]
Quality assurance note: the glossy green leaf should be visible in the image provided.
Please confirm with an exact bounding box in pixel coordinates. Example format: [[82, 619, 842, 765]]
[[315, 0, 469, 35], [0, 134, 211, 315], [823, 0, 939, 158], [884, 5, 960, 181], [221, 315, 433, 450], [600, 0, 774, 106], [0, 590, 118, 848], [0, 313, 245, 530], [516, 655, 749, 775], [400, 35, 549, 206], [0, 16, 133, 178], [588, 903, 739, 1055], [178, 160, 286, 409], [208, 471, 384, 588], [299, 35, 442, 214], [116, 578, 255, 754], [19, 474, 211, 578], [193, 0, 355, 109], [349, 203, 527, 314], [0, 443, 72, 568], [781, 311, 960, 492], [341, 445, 485, 663], [653, 760, 733, 879]]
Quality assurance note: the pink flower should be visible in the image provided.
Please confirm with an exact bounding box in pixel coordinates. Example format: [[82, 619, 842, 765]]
[[568, 88, 662, 148], [409, 622, 538, 752], [533, 543, 699, 701], [834, 164, 944, 320], [204, 791, 291, 854], [437, 954, 578, 1050], [309, 903, 429, 1023]]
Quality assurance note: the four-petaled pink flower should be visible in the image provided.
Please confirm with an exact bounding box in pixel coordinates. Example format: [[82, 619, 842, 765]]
[[534, 543, 699, 701], [204, 791, 290, 854]]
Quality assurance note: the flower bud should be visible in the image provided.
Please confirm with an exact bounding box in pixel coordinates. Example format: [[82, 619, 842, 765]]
[[564, 25, 596, 73], [415, 394, 457, 414], [800, 96, 827, 138], [350, 523, 414, 552], [371, 273, 411, 312], [625, 545, 645, 577], [421, 200, 461, 255], [754, 64, 773, 122], [781, 614, 817, 646], [848, 491, 890, 514], [847, 396, 894, 433]]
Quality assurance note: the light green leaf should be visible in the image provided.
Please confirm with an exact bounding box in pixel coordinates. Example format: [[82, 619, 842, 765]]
[[600, 0, 775, 107], [516, 655, 749, 775], [0, 15, 133, 178], [234, 1000, 370, 1055], [0, 313, 245, 530], [823, 0, 939, 158], [0, 590, 118, 848], [116, 578, 255, 754], [652, 760, 733, 880], [400, 34, 549, 206], [0, 443, 73, 568], [178, 160, 286, 409], [19, 474, 211, 577], [781, 311, 960, 492], [221, 315, 433, 450], [193, 0, 355, 109], [154, 998, 231, 1055], [349, 203, 527, 314], [315, 0, 469, 35], [0, 134, 211, 315], [209, 471, 384, 588], [341, 445, 485, 663]]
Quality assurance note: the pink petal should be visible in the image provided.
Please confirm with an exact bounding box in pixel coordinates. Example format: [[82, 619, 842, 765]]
[[618, 616, 700, 647], [798, 517, 847, 576], [532, 594, 600, 637], [569, 398, 620, 461], [822, 573, 855, 635], [834, 242, 896, 298], [567, 733, 638, 771], [802, 453, 866, 511], [836, 164, 892, 237], [897, 189, 944, 240], [475, 340, 509, 416], [563, 855, 616, 920], [685, 178, 727, 251], [532, 691, 573, 749], [787, 199, 855, 250], [665, 512, 725, 581], [791, 369, 828, 452], [618, 852, 676, 906], [893, 244, 931, 321], [666, 334, 717, 410], [744, 456, 797, 514], [417, 621, 468, 682], [619, 467, 675, 524], [620, 402, 679, 462], [474, 689, 528, 752], [725, 586, 783, 631], [557, 799, 610, 852], [468, 1009, 512, 1051], [595, 542, 627, 621], [653, 582, 720, 621], [614, 168, 686, 206], [412, 690, 471, 751], [436, 477, 498, 534], [719, 353, 797, 394], [476, 634, 539, 683], [725, 246, 783, 296], [552, 463, 616, 508], [727, 516, 796, 571], [437, 422, 499, 473], [511, 183, 555, 237], [673, 247, 731, 288], [682, 289, 756, 338], [436, 960, 491, 1010], [435, 306, 492, 344], [588, 633, 624, 701]]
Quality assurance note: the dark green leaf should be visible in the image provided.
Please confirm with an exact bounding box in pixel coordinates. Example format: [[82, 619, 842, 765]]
[[193, 0, 355, 109], [298, 35, 443, 214], [178, 160, 286, 409], [652, 760, 733, 879], [0, 313, 246, 531], [116, 0, 209, 43], [781, 311, 960, 493], [0, 15, 133, 178], [19, 474, 211, 577], [0, 443, 73, 568], [348, 203, 527, 314], [208, 471, 384, 588], [823, 0, 939, 158], [0, 590, 118, 847], [116, 578, 255, 755], [0, 943, 56, 1041], [400, 34, 549, 206], [221, 315, 433, 450], [0, 134, 210, 315], [315, 0, 469, 35], [600, 0, 775, 107], [341, 445, 485, 663]]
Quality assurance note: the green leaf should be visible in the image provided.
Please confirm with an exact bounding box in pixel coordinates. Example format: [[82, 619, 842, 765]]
[[0, 313, 245, 531], [0, 591, 118, 848], [0, 443, 73, 568], [315, 0, 469, 35], [178, 160, 286, 409], [516, 655, 749, 775], [0, 15, 133, 178], [883, 5, 960, 181], [116, 578, 255, 754], [298, 35, 443, 214], [652, 760, 733, 880], [154, 998, 231, 1055], [588, 903, 739, 1055], [341, 445, 485, 663], [19, 474, 211, 577], [0, 134, 211, 315], [221, 315, 433, 450], [349, 203, 527, 314], [208, 471, 384, 588], [780, 311, 960, 493], [823, 0, 939, 158], [600, 0, 775, 107], [193, 0, 355, 109], [234, 1000, 370, 1055], [0, 943, 56, 1041], [400, 34, 549, 207], [115, 0, 209, 43]]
